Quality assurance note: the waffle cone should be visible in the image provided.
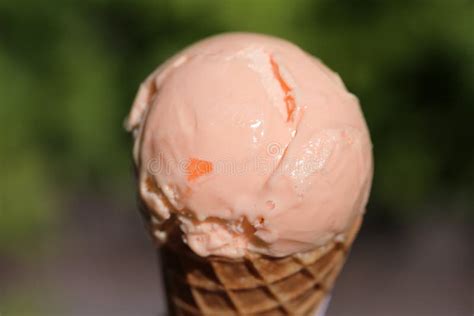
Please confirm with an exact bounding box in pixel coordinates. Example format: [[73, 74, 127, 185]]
[[141, 203, 362, 315]]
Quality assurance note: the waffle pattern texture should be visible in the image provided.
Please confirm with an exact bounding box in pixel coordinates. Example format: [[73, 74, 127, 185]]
[[142, 205, 361, 315]]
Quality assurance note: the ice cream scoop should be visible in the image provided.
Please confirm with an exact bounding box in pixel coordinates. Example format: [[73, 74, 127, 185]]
[[126, 33, 373, 258]]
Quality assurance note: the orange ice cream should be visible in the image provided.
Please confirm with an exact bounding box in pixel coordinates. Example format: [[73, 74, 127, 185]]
[[126, 33, 373, 258]]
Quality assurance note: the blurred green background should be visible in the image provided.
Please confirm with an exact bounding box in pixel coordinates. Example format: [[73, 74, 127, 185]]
[[1, 0, 473, 314]]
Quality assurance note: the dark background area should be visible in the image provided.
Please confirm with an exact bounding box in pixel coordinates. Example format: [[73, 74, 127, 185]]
[[1, 0, 473, 315]]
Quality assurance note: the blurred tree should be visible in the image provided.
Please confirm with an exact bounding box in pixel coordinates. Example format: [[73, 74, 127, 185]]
[[1, 0, 473, 254]]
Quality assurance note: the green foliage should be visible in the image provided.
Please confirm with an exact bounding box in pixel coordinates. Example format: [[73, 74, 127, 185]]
[[1, 0, 473, 252]]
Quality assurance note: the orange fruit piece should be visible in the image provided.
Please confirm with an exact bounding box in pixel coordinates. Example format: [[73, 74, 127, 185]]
[[270, 55, 296, 121], [186, 158, 213, 181]]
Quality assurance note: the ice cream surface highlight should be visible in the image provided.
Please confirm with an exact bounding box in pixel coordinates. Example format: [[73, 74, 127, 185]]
[[126, 33, 373, 258]]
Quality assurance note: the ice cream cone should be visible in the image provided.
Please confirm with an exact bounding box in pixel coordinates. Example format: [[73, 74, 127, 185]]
[[126, 33, 373, 316], [142, 207, 362, 316]]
